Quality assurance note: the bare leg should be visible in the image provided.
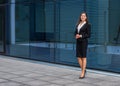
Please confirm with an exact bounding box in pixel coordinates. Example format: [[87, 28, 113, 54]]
[[77, 58, 83, 77], [77, 57, 83, 70], [80, 57, 87, 77]]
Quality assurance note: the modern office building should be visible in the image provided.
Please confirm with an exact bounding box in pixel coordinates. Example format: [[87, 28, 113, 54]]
[[0, 0, 120, 73]]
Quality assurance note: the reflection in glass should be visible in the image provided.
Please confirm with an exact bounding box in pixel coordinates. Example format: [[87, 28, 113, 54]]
[[5, 0, 120, 72], [0, 6, 5, 52], [55, 0, 84, 65], [29, 1, 55, 62], [8, 2, 30, 57]]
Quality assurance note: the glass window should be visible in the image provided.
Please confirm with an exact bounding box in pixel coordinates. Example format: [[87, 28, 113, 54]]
[[15, 0, 31, 3], [0, 6, 5, 53], [55, 0, 84, 65], [86, 0, 120, 72], [86, 0, 110, 70], [7, 1, 30, 58], [0, 0, 6, 4], [108, 0, 120, 72], [5, 0, 120, 73], [29, 1, 55, 62]]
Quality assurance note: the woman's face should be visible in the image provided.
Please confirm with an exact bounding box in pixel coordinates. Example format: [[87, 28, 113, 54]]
[[80, 13, 87, 22]]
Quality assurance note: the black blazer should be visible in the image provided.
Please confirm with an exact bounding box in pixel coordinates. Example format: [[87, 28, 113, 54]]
[[74, 23, 91, 41]]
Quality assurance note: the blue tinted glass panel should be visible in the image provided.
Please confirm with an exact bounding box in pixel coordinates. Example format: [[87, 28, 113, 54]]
[[7, 2, 30, 58], [29, 1, 55, 62], [55, 0, 84, 66]]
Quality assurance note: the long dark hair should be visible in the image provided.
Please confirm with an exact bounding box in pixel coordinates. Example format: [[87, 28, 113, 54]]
[[77, 12, 88, 26]]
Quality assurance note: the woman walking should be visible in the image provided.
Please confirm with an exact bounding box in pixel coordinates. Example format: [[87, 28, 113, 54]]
[[74, 12, 91, 79]]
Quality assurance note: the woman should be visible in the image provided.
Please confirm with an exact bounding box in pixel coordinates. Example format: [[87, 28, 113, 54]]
[[74, 12, 91, 79]]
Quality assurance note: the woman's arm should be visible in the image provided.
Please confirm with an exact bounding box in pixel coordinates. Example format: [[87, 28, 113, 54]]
[[82, 24, 91, 39]]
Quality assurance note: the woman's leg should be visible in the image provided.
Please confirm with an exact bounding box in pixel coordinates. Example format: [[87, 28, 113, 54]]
[[78, 57, 83, 77], [77, 57, 83, 69], [80, 57, 87, 77]]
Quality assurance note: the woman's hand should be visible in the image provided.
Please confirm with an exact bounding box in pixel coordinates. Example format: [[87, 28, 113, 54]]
[[75, 34, 82, 39]]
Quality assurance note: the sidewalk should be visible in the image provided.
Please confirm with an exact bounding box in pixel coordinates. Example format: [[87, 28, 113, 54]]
[[0, 55, 120, 86]]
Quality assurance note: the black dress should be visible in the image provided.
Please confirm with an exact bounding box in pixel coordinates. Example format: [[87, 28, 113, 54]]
[[74, 23, 91, 58]]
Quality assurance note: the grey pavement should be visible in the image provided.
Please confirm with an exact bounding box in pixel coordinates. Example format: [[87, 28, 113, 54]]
[[0, 55, 120, 86]]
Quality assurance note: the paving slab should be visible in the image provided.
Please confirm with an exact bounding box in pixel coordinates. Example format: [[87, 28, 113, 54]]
[[0, 55, 120, 86]]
